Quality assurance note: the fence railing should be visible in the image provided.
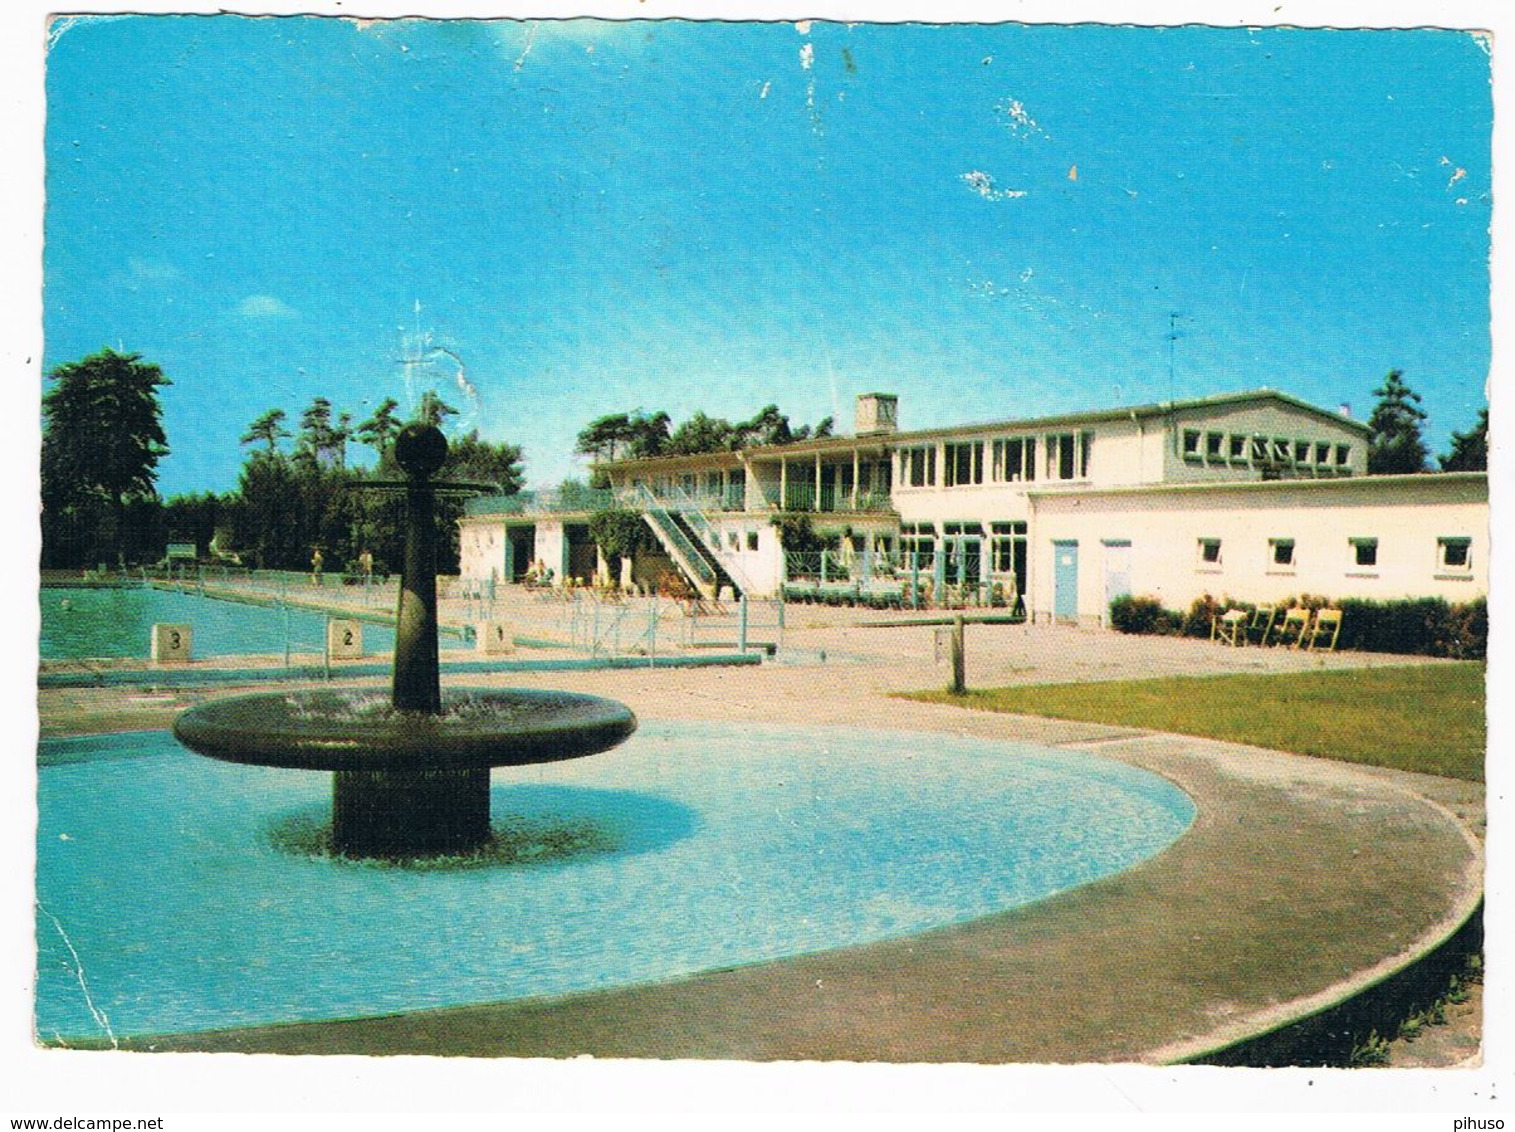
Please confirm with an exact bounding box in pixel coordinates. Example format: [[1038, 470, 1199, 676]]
[[781, 550, 1025, 613]]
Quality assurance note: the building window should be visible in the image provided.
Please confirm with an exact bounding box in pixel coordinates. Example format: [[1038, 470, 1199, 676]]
[[1182, 430, 1202, 460], [1206, 432, 1225, 460], [944, 441, 984, 487], [990, 521, 1027, 573], [1269, 538, 1296, 568], [1230, 435, 1249, 462], [901, 445, 936, 488], [1272, 438, 1292, 464], [746, 530, 759, 552], [1251, 436, 1270, 462], [991, 437, 1036, 482], [1315, 442, 1332, 465], [900, 522, 937, 568], [1336, 444, 1351, 466], [1046, 432, 1091, 481], [1198, 538, 1223, 567], [1294, 440, 1312, 464], [1350, 537, 1378, 568], [1047, 433, 1074, 480], [1438, 537, 1473, 573]]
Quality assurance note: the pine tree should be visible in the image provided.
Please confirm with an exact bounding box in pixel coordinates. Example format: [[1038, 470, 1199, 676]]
[[1440, 407, 1488, 472], [1366, 370, 1429, 474]]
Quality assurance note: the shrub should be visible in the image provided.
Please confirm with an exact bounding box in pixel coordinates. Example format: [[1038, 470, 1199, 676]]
[[1445, 597, 1488, 660], [1109, 594, 1169, 635], [1180, 593, 1227, 638]]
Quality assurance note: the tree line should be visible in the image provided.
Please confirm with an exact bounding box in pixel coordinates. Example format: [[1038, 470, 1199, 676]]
[[40, 349, 524, 573], [574, 404, 835, 484]]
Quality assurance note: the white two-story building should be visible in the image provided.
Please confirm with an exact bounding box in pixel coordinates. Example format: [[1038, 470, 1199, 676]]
[[459, 390, 1487, 625]]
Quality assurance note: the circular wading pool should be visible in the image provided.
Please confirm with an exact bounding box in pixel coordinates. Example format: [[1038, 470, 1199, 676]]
[[35, 722, 1195, 1041]]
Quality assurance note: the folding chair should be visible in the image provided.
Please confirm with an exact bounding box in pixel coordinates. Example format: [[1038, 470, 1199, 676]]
[[1274, 607, 1311, 648], [1306, 608, 1343, 652], [1248, 604, 1278, 646], [1212, 608, 1248, 646]]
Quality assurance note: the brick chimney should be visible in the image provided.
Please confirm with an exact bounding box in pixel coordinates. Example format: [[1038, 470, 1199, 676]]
[[855, 393, 899, 436]]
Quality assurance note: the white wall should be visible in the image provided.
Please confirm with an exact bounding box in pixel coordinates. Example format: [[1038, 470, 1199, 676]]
[[457, 518, 501, 580], [1028, 475, 1487, 625], [706, 516, 785, 596], [533, 519, 568, 581]]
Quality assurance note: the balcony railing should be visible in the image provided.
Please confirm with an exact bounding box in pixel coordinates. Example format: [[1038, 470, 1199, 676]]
[[756, 485, 895, 513], [623, 486, 747, 513], [464, 487, 616, 516]]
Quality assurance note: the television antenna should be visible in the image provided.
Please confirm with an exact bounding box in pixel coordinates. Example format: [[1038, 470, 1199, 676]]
[[1165, 312, 1190, 401]]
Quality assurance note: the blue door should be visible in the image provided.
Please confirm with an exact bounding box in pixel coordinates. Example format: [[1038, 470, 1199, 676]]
[[1053, 540, 1079, 622]]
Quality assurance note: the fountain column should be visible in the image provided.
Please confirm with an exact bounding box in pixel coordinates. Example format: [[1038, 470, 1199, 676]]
[[392, 424, 445, 713], [332, 422, 490, 857]]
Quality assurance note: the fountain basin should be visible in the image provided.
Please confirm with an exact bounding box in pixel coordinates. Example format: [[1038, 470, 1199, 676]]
[[173, 688, 638, 857], [36, 722, 1197, 1041], [172, 688, 638, 771]]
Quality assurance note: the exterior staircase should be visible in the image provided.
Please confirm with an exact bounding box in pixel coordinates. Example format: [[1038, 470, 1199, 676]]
[[625, 484, 759, 600]]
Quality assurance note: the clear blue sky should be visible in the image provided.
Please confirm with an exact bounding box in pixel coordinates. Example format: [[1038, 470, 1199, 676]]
[[44, 15, 1491, 497]]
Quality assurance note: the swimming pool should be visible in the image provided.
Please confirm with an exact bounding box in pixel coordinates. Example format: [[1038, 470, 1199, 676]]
[[35, 722, 1195, 1041], [39, 586, 466, 661]]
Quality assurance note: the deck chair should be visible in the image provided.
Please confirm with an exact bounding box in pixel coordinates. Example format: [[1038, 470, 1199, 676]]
[[1306, 608, 1343, 652], [1247, 604, 1278, 645], [1275, 607, 1311, 648], [1212, 608, 1248, 646]]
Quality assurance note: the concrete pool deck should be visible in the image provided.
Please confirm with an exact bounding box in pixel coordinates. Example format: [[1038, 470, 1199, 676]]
[[36, 611, 1485, 1064]]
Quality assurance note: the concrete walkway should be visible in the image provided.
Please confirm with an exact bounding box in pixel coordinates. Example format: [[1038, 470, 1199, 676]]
[[41, 610, 1483, 1064]]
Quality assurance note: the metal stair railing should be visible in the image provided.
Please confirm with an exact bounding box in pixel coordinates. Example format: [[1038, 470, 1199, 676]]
[[627, 484, 718, 597], [656, 483, 764, 598]]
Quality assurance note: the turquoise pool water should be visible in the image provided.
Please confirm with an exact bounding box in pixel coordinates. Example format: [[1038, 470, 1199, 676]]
[[39, 587, 465, 660], [35, 722, 1195, 1041]]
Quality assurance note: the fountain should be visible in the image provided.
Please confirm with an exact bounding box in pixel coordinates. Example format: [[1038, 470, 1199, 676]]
[[172, 422, 638, 858]]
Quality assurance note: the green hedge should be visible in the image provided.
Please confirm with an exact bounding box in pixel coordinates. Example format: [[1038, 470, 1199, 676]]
[[1109, 592, 1487, 659], [1336, 596, 1487, 659]]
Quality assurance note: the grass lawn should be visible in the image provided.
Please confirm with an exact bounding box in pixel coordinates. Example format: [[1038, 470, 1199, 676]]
[[902, 662, 1486, 782]]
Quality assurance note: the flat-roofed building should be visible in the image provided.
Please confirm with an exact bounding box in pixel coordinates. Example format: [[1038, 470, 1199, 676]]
[[458, 389, 1485, 624]]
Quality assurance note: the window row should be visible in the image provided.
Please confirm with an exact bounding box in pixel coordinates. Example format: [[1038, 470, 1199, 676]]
[[900, 521, 1029, 575], [1195, 535, 1474, 575], [898, 432, 1094, 488], [719, 528, 763, 552], [1182, 429, 1352, 470]]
